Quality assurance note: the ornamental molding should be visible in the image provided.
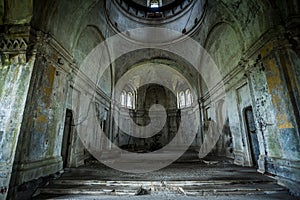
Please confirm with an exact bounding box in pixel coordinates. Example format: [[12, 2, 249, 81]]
[[0, 38, 28, 53]]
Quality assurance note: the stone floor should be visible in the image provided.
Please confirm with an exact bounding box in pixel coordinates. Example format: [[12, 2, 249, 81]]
[[34, 151, 300, 200]]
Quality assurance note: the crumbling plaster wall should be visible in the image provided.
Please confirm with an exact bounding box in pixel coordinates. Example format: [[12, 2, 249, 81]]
[[0, 1, 37, 198], [69, 19, 112, 165], [32, 0, 112, 53], [259, 40, 300, 194], [28, 0, 300, 195], [0, 1, 112, 195], [0, 0, 299, 198], [0, 27, 35, 199], [194, 0, 300, 195], [8, 32, 73, 199]]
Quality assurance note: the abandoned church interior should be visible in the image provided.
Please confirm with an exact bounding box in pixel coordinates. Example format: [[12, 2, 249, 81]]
[[0, 0, 300, 199]]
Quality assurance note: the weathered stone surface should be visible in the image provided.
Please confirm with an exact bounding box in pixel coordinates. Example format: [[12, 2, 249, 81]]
[[0, 0, 299, 199], [0, 27, 35, 200]]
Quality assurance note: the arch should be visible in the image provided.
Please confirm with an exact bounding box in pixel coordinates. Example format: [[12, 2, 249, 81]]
[[185, 89, 192, 106], [113, 52, 200, 94], [43, 1, 59, 32], [69, 0, 104, 51], [148, 0, 162, 8], [31, 0, 59, 32], [204, 22, 244, 77], [177, 88, 193, 109], [120, 88, 136, 109], [121, 91, 127, 107], [178, 91, 185, 108], [73, 25, 112, 97], [145, 84, 168, 108], [127, 92, 134, 108], [73, 25, 105, 58], [217, 0, 275, 45], [204, 21, 244, 51]]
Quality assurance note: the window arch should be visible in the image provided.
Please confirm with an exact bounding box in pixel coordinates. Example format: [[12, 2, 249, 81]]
[[178, 91, 185, 109], [150, 0, 159, 8], [127, 92, 133, 108], [121, 91, 126, 107], [177, 89, 193, 109], [185, 89, 192, 106], [147, 0, 162, 8], [120, 90, 135, 109]]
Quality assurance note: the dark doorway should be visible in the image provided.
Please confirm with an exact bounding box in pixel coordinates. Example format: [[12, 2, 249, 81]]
[[61, 109, 73, 168], [244, 106, 260, 167]]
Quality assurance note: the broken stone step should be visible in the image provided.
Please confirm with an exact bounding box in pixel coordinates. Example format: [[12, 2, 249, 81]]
[[185, 183, 286, 190], [184, 183, 287, 196], [39, 185, 136, 196], [186, 190, 290, 196], [61, 168, 273, 183], [39, 183, 286, 196], [51, 179, 275, 187]]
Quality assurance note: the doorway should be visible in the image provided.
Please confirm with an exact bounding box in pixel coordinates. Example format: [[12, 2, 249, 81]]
[[61, 109, 73, 168], [244, 106, 260, 167]]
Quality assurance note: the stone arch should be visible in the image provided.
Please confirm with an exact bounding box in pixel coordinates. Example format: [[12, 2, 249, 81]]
[[204, 22, 244, 77], [73, 25, 104, 61], [32, 0, 59, 32], [204, 21, 245, 51], [214, 0, 275, 49], [73, 25, 112, 97], [34, 0, 104, 51], [114, 51, 199, 95]]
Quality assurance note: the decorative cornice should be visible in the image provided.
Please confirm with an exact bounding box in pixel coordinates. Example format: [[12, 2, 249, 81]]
[[0, 26, 31, 49], [30, 30, 77, 74], [0, 25, 32, 64], [0, 38, 28, 53]]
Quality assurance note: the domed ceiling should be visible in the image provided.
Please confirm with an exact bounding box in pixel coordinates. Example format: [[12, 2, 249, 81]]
[[131, 0, 178, 7]]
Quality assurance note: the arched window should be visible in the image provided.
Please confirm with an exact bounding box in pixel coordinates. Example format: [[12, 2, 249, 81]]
[[127, 92, 133, 108], [121, 91, 127, 107], [185, 89, 192, 106], [148, 0, 162, 8], [120, 90, 136, 109], [150, 0, 159, 8], [177, 89, 193, 109], [179, 91, 185, 109]]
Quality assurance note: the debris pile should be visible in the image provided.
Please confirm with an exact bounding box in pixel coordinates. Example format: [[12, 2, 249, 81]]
[[135, 181, 186, 196]]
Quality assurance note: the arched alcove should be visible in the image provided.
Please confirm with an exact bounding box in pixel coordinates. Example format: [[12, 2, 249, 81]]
[[204, 22, 243, 77]]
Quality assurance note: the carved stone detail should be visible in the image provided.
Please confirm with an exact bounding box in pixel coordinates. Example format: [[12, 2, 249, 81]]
[[0, 38, 28, 52]]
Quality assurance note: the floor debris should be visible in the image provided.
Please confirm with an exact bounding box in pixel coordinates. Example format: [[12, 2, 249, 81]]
[[135, 186, 151, 195]]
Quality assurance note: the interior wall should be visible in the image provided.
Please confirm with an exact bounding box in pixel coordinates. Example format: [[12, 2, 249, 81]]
[[0, 0, 299, 198], [196, 0, 300, 195], [10, 33, 70, 194], [112, 61, 201, 152], [117, 84, 180, 151], [235, 82, 254, 166], [0, 30, 35, 199], [70, 23, 113, 160]]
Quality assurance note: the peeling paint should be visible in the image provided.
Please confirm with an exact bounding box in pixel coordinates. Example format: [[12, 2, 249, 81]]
[[261, 41, 273, 58], [264, 58, 294, 129], [265, 58, 282, 91], [277, 114, 294, 129]]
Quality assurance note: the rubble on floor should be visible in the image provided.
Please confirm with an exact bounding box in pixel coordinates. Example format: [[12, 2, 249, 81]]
[[32, 152, 299, 200]]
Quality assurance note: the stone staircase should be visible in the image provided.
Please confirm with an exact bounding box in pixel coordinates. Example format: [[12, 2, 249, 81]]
[[36, 179, 288, 197], [33, 162, 292, 199]]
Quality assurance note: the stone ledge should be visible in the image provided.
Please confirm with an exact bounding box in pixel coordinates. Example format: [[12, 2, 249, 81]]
[[267, 157, 300, 196], [13, 156, 63, 185], [277, 177, 300, 197]]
